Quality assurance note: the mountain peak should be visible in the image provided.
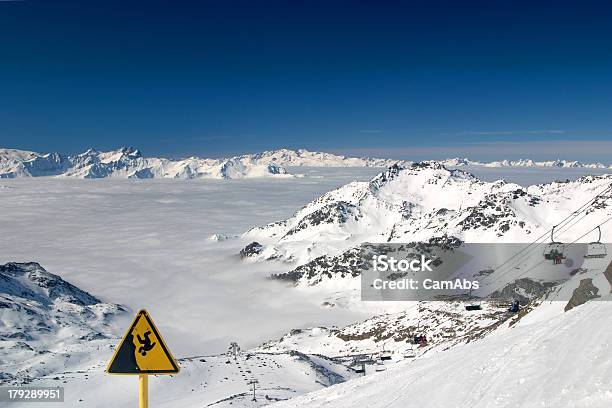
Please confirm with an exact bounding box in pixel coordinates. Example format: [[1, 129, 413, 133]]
[[117, 146, 142, 158], [0, 262, 100, 306]]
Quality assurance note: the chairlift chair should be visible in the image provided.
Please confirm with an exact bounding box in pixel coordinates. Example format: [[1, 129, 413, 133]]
[[350, 364, 365, 374], [403, 348, 416, 359], [585, 226, 607, 258], [380, 352, 392, 361], [543, 225, 566, 264], [379, 345, 393, 361], [375, 359, 386, 371]]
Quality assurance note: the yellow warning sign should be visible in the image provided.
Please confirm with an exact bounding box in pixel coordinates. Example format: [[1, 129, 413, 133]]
[[106, 309, 179, 375]]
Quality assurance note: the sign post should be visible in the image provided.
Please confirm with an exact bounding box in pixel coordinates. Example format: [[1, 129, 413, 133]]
[[106, 310, 180, 408], [139, 374, 148, 408]]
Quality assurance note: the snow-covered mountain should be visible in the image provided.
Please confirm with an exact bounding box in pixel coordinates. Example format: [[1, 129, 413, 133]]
[[0, 147, 289, 179], [230, 161, 612, 407], [0, 262, 127, 384], [241, 162, 612, 267], [234, 149, 612, 169], [238, 149, 405, 167], [2, 147, 610, 180], [237, 149, 612, 169], [441, 157, 611, 169]]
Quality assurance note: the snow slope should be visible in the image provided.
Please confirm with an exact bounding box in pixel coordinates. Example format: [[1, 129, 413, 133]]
[[0, 262, 128, 384], [257, 300, 515, 358], [9, 349, 359, 408], [272, 297, 612, 408]]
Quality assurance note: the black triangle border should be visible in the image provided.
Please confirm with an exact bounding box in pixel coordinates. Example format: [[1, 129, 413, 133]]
[[107, 309, 180, 375]]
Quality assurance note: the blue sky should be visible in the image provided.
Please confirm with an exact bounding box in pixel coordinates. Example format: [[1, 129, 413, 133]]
[[0, 0, 611, 161]]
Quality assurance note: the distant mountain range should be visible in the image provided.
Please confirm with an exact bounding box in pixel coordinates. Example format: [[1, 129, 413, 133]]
[[1, 147, 610, 179], [0, 147, 290, 179], [245, 149, 612, 169]]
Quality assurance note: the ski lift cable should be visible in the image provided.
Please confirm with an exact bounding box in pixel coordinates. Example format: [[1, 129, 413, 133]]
[[516, 208, 592, 267], [484, 216, 612, 298], [513, 217, 612, 285], [490, 184, 612, 278], [491, 194, 602, 275], [566, 217, 612, 247], [485, 213, 603, 294], [495, 189, 611, 280], [484, 204, 612, 296], [498, 198, 606, 278], [555, 211, 591, 241]]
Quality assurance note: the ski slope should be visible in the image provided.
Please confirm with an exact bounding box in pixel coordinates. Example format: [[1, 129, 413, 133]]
[[273, 297, 612, 408]]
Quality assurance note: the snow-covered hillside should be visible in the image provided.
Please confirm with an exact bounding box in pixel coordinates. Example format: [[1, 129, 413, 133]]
[[0, 261, 362, 406], [0, 262, 127, 384], [258, 300, 516, 358], [242, 162, 612, 266], [0, 147, 289, 179], [16, 350, 359, 407], [272, 295, 612, 408]]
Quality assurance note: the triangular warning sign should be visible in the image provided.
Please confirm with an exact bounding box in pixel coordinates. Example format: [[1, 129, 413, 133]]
[[106, 309, 180, 375]]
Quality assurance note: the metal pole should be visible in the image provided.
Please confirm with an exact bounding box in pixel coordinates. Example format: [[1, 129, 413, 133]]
[[248, 379, 258, 402], [139, 374, 148, 408]]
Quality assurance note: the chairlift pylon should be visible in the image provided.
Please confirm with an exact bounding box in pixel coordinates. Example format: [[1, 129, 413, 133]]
[[543, 225, 566, 264], [585, 226, 607, 258]]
